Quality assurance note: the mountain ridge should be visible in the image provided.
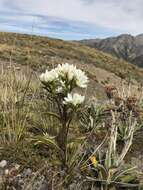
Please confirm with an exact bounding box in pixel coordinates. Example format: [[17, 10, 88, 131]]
[[80, 34, 143, 67]]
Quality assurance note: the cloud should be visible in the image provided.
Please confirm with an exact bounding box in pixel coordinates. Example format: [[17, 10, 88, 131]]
[[0, 0, 143, 39], [0, 11, 116, 40]]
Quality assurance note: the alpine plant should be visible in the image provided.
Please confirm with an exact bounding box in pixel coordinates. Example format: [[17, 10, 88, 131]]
[[39, 63, 88, 166]]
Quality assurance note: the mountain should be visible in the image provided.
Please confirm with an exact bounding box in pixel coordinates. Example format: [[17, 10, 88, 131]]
[[0, 32, 143, 99], [80, 34, 143, 68]]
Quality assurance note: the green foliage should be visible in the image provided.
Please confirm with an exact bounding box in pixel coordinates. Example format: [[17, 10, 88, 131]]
[[79, 103, 105, 132], [32, 133, 61, 151], [81, 109, 139, 190]]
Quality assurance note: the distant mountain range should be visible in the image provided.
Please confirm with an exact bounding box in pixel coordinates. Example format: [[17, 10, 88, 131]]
[[80, 34, 143, 67]]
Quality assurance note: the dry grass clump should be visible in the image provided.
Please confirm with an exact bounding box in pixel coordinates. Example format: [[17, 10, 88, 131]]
[[0, 65, 49, 170], [0, 65, 35, 145]]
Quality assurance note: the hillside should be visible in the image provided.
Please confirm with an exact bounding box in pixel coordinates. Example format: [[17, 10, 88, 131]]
[[80, 34, 143, 68], [0, 32, 143, 99], [0, 33, 143, 76]]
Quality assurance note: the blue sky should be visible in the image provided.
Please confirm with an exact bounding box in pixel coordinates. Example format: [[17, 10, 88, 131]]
[[0, 0, 142, 40]]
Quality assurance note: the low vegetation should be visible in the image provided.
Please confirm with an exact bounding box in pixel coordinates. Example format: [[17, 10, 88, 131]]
[[0, 62, 143, 190]]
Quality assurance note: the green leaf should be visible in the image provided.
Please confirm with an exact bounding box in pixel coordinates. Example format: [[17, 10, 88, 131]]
[[120, 175, 137, 183], [32, 133, 61, 151], [112, 166, 137, 182], [67, 136, 86, 145]]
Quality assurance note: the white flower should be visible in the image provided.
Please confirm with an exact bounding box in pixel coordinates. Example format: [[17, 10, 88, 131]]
[[40, 63, 88, 91], [57, 63, 77, 81], [57, 63, 88, 88], [75, 69, 88, 88], [40, 69, 58, 83], [63, 93, 85, 106]]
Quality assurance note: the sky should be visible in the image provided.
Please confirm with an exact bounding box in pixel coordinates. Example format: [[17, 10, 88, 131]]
[[0, 0, 143, 40]]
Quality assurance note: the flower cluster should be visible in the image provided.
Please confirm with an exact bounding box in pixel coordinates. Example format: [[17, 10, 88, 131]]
[[40, 63, 88, 107], [63, 93, 85, 106], [40, 69, 58, 83]]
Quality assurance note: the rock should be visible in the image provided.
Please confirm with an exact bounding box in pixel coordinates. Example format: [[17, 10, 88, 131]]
[[39, 182, 49, 190], [32, 176, 48, 190], [22, 168, 32, 177], [0, 163, 49, 190], [0, 160, 7, 168], [14, 164, 20, 170], [4, 169, 9, 175]]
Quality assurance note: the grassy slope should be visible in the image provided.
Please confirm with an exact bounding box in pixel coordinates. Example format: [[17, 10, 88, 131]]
[[0, 32, 143, 83], [0, 33, 143, 187]]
